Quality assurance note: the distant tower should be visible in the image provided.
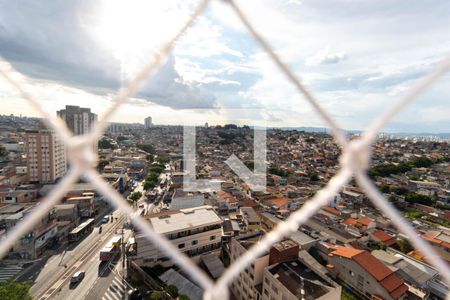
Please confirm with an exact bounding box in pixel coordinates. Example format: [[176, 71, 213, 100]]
[[145, 116, 153, 128], [205, 122, 209, 128], [57, 105, 97, 135]]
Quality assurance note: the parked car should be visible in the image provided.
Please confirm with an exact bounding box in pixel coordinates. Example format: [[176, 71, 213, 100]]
[[70, 271, 85, 284], [102, 216, 109, 223]]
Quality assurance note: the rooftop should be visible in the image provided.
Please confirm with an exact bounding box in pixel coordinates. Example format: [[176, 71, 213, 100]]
[[150, 206, 221, 234], [269, 260, 334, 299]]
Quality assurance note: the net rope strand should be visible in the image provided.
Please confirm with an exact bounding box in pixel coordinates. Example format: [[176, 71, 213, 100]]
[[0, 0, 449, 299]]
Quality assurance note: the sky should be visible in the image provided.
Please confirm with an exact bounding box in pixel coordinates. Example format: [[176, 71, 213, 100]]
[[0, 0, 449, 132]]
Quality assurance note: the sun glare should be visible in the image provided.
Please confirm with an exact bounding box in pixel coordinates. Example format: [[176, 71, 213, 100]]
[[90, 0, 188, 80]]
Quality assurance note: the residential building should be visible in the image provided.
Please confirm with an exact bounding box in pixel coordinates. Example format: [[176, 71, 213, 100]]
[[170, 189, 205, 210], [144, 116, 153, 128], [25, 130, 66, 184], [57, 105, 97, 135], [240, 207, 261, 231], [133, 206, 222, 267], [328, 247, 408, 299], [230, 232, 269, 300], [262, 259, 341, 300]]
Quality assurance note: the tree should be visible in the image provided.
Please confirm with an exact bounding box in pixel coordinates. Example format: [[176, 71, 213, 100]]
[[156, 156, 170, 164], [129, 191, 142, 202], [244, 161, 254, 171], [136, 143, 155, 154], [0, 145, 8, 158], [179, 295, 190, 300], [404, 192, 433, 206], [143, 181, 156, 191], [165, 285, 178, 298], [0, 280, 32, 300], [150, 291, 164, 300], [309, 173, 319, 182], [97, 159, 110, 170], [98, 138, 116, 149], [379, 184, 390, 193], [150, 166, 164, 174], [397, 239, 413, 254]]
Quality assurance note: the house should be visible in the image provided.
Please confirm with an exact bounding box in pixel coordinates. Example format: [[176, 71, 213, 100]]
[[267, 197, 289, 211], [240, 207, 261, 232], [328, 247, 408, 300], [370, 230, 397, 247]]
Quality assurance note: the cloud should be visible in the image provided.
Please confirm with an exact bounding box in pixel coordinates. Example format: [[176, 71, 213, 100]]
[[0, 0, 216, 109], [305, 46, 347, 66]]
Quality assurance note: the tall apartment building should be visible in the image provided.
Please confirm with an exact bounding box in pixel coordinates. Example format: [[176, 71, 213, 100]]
[[133, 206, 222, 267], [144, 116, 153, 128], [25, 130, 66, 184], [57, 105, 97, 135]]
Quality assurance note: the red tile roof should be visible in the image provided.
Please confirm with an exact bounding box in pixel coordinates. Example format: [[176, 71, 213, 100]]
[[357, 217, 373, 226], [344, 217, 358, 226], [267, 197, 289, 208], [217, 191, 238, 203], [322, 206, 341, 216], [371, 230, 396, 246], [331, 247, 407, 299]]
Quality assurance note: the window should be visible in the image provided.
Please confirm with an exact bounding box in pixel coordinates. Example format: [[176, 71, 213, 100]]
[[178, 243, 185, 249], [210, 235, 216, 240], [192, 240, 198, 245], [271, 284, 278, 294], [263, 289, 268, 296]]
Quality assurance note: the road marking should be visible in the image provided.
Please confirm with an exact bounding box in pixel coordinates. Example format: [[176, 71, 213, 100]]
[[35, 213, 127, 299]]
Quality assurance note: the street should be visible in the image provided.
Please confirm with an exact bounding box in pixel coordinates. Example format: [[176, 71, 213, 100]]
[[15, 174, 171, 300], [27, 208, 128, 300]]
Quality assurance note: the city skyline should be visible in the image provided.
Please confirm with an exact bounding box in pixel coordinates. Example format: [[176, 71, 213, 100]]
[[0, 0, 449, 132]]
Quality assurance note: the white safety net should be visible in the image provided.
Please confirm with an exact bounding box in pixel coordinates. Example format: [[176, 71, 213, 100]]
[[1, 0, 450, 299]]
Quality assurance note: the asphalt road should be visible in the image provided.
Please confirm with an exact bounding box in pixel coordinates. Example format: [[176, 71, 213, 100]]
[[24, 208, 127, 300]]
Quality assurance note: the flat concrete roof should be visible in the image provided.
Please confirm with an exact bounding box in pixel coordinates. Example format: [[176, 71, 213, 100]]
[[150, 206, 221, 234]]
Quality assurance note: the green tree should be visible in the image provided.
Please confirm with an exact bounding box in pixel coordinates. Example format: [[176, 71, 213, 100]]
[[179, 295, 190, 300], [405, 192, 433, 206], [129, 191, 142, 202], [146, 173, 159, 183], [165, 285, 178, 298], [143, 181, 156, 191], [97, 159, 110, 170], [397, 239, 413, 254], [379, 184, 390, 193], [98, 138, 116, 149], [156, 156, 170, 164], [0, 145, 8, 157], [309, 173, 319, 182], [244, 161, 254, 171], [136, 143, 155, 154], [0, 280, 32, 300], [150, 291, 164, 300], [150, 166, 164, 174]]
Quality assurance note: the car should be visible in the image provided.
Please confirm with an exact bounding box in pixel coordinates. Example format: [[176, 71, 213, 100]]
[[70, 271, 85, 284], [102, 216, 109, 223], [138, 204, 145, 208]]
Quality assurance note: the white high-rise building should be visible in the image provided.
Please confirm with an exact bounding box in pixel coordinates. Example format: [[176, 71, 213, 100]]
[[57, 105, 97, 135], [25, 130, 66, 184], [144, 116, 153, 128]]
